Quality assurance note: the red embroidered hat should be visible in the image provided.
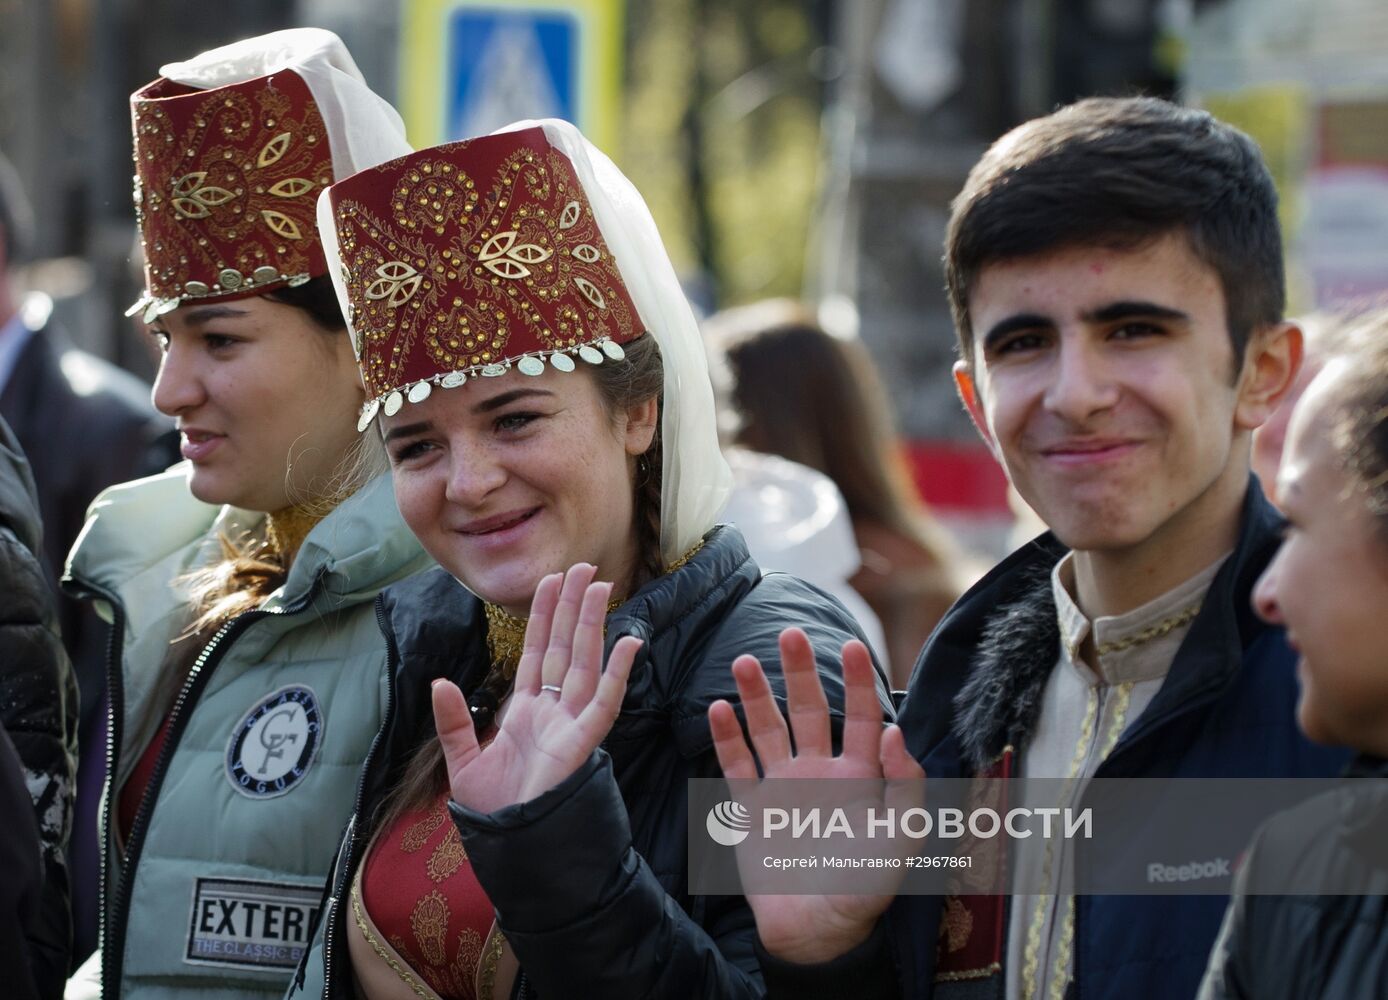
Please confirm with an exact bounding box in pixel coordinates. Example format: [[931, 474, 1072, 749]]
[[127, 68, 333, 323], [324, 126, 647, 431]]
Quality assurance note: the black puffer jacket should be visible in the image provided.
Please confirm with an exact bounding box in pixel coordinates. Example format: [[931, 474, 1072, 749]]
[[304, 524, 893, 999], [0, 416, 78, 997], [0, 726, 43, 1000], [0, 301, 171, 740], [1197, 755, 1388, 1000]]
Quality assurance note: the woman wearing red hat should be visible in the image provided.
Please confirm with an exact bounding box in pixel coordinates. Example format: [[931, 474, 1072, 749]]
[[63, 30, 433, 1000], [296, 121, 892, 999]]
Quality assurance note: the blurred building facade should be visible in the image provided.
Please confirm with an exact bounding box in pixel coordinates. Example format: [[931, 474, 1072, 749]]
[[3, 0, 1385, 552]]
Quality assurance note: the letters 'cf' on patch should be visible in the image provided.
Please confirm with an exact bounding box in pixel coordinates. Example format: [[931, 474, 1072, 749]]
[[225, 684, 323, 798]]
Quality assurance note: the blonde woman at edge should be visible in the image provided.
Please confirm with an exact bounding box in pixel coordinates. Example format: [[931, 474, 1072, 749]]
[[291, 122, 894, 999], [63, 30, 433, 1000]]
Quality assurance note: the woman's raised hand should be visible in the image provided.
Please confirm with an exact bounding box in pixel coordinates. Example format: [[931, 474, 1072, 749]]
[[708, 628, 923, 966], [432, 563, 643, 814]]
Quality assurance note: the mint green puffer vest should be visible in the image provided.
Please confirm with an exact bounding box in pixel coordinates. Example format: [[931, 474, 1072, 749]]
[[64, 467, 433, 999]]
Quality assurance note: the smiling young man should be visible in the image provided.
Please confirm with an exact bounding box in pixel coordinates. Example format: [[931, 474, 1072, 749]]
[[743, 97, 1351, 1000]]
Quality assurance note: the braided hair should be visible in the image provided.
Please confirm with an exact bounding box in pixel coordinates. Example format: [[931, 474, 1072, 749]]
[[591, 333, 666, 587]]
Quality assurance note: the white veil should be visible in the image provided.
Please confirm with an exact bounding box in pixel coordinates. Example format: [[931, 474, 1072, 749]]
[[157, 27, 412, 179]]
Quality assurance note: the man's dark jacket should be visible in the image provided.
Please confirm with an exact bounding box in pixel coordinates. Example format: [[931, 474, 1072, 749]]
[[298, 525, 893, 1000], [1198, 754, 1388, 1000], [0, 415, 78, 998], [1, 296, 171, 964], [0, 297, 170, 737], [762, 482, 1349, 1000]]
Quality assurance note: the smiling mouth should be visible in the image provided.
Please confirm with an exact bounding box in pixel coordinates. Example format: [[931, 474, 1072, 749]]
[[1040, 440, 1140, 464], [461, 509, 539, 535]]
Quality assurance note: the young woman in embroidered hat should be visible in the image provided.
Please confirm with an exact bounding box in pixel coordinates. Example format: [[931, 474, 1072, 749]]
[[295, 120, 893, 1000], [62, 30, 435, 1000]]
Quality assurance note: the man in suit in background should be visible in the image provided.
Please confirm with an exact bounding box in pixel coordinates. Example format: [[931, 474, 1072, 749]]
[[0, 148, 171, 967]]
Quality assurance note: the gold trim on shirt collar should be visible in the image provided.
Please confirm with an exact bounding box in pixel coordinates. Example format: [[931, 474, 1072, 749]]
[[1094, 603, 1199, 657]]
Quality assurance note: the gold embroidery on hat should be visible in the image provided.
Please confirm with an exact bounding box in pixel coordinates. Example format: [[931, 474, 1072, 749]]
[[335, 145, 638, 402], [269, 177, 314, 198], [479, 230, 553, 279], [258, 132, 292, 168], [261, 210, 304, 240], [132, 80, 327, 307], [573, 276, 606, 310], [366, 261, 423, 306], [171, 171, 237, 218]]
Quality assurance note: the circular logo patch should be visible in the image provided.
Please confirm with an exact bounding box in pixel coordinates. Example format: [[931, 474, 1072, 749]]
[[225, 685, 322, 798]]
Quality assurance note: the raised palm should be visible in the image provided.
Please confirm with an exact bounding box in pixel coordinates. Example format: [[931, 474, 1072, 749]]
[[708, 628, 924, 965], [432, 563, 643, 815]]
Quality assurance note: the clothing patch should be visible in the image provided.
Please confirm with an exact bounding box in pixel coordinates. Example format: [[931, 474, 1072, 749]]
[[184, 876, 322, 971], [225, 685, 322, 798]]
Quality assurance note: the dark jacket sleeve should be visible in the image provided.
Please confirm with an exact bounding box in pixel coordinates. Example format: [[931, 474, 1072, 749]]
[[0, 726, 43, 1000], [451, 751, 765, 998], [756, 919, 898, 1000], [1194, 850, 1252, 1000], [0, 422, 78, 998]]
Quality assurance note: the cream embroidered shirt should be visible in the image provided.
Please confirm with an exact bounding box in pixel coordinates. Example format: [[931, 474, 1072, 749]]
[[1003, 551, 1229, 1000]]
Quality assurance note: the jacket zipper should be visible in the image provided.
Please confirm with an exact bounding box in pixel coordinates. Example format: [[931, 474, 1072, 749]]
[[68, 580, 126, 987], [317, 594, 400, 1000], [98, 577, 323, 994]]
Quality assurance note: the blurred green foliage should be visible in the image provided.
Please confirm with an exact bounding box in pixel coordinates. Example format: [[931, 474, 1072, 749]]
[[621, 0, 828, 311]]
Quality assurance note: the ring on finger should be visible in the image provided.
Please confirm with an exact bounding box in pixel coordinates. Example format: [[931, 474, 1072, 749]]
[[539, 683, 563, 696]]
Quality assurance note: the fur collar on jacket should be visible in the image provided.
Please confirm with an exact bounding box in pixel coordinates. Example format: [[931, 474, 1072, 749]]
[[950, 563, 1058, 772]]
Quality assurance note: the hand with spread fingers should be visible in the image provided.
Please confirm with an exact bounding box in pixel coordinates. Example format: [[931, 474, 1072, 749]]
[[708, 627, 924, 966], [432, 563, 644, 815]]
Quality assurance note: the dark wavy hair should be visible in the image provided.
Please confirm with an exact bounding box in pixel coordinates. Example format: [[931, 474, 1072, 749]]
[[946, 96, 1284, 371]]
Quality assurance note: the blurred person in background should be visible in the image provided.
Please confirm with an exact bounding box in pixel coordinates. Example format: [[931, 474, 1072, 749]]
[[706, 299, 971, 686], [714, 446, 889, 675], [703, 304, 888, 671], [1201, 307, 1388, 999], [297, 121, 890, 999], [1250, 310, 1349, 507], [61, 30, 433, 999], [0, 150, 169, 962], [1, 413, 78, 1000]]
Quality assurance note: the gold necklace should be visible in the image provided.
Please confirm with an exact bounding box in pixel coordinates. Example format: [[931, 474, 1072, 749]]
[[1093, 603, 1200, 657], [482, 602, 532, 683], [263, 506, 327, 564], [482, 596, 625, 681], [480, 540, 707, 679]]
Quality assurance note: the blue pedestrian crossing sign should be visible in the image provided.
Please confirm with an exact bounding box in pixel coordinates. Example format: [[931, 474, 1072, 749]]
[[402, 0, 624, 154]]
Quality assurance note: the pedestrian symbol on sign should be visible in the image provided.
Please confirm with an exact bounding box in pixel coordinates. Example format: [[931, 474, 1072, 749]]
[[447, 10, 577, 140]]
